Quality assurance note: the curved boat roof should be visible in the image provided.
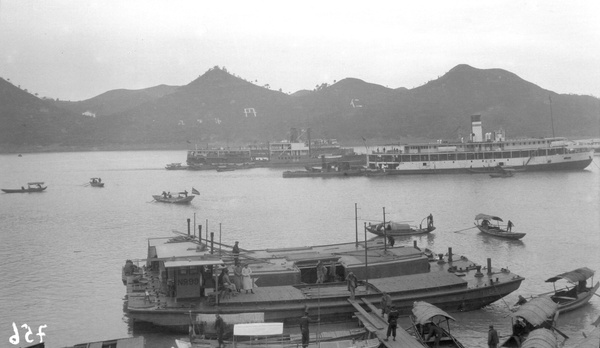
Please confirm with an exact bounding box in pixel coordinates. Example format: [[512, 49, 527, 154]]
[[411, 301, 456, 325], [521, 328, 558, 348], [512, 297, 558, 326], [546, 267, 595, 283], [475, 213, 503, 221], [28, 182, 45, 185]]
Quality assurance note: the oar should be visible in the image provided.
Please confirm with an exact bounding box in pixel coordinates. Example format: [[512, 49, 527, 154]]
[[553, 326, 569, 339], [453, 226, 477, 233]]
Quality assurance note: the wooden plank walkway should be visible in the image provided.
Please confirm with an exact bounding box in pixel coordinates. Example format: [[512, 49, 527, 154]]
[[348, 299, 425, 348]]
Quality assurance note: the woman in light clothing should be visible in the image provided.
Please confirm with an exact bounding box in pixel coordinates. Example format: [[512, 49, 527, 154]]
[[233, 262, 243, 292], [242, 264, 254, 294]]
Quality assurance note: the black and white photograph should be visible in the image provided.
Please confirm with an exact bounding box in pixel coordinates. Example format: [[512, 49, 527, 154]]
[[1, 1, 599, 347]]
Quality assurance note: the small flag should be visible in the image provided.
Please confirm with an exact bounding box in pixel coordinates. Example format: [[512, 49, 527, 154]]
[[191, 187, 200, 195]]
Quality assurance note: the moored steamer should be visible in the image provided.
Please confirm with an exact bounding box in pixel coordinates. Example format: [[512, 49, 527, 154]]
[[122, 230, 524, 333], [366, 115, 594, 174], [187, 128, 364, 169]]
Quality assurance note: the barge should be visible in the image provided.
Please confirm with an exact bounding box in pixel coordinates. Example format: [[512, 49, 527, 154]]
[[123, 232, 524, 333]]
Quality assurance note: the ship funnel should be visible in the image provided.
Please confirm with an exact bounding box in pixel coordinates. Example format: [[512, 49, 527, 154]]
[[290, 128, 299, 142], [471, 114, 483, 142]]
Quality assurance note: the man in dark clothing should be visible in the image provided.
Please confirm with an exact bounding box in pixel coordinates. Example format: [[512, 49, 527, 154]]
[[425, 323, 443, 348], [507, 220, 514, 232], [214, 312, 225, 348], [488, 324, 500, 348], [232, 241, 240, 264], [387, 235, 395, 247], [385, 306, 399, 341], [299, 311, 319, 348]]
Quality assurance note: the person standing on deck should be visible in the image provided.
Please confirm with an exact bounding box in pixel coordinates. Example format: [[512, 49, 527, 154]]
[[380, 292, 392, 317], [232, 241, 240, 265], [328, 261, 336, 282], [488, 324, 500, 348], [233, 262, 243, 293], [427, 213, 434, 229], [346, 272, 358, 300], [214, 312, 225, 348], [385, 306, 399, 341], [387, 235, 395, 247], [299, 311, 319, 348], [316, 261, 326, 283], [507, 220, 514, 232], [242, 264, 254, 294]]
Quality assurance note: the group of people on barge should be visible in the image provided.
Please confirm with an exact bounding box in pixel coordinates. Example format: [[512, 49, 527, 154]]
[[218, 262, 254, 298]]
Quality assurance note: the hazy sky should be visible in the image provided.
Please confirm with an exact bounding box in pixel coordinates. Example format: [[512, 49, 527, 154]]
[[1, 0, 599, 101]]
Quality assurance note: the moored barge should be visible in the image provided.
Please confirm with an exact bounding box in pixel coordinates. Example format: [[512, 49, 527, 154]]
[[123, 232, 524, 332]]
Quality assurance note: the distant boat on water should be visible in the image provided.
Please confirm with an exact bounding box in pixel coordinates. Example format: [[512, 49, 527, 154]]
[[1, 182, 47, 193], [153, 191, 195, 204]]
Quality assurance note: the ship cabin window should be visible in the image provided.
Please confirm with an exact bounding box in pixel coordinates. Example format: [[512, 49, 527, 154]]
[[430, 154, 439, 161], [548, 148, 556, 155], [457, 153, 466, 160], [179, 268, 188, 275], [502, 151, 511, 158], [466, 153, 474, 160], [512, 151, 521, 158], [438, 154, 448, 161], [520, 150, 529, 157], [477, 153, 485, 160], [411, 155, 420, 162], [494, 152, 503, 159], [447, 154, 456, 161], [401, 154, 410, 162], [420, 155, 428, 161], [484, 152, 493, 159]]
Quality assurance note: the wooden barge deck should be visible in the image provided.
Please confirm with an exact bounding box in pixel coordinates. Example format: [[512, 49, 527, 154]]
[[124, 237, 523, 332]]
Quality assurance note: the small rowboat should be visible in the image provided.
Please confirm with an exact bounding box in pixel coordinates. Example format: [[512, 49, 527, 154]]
[[474, 214, 526, 240], [542, 267, 599, 313], [409, 301, 466, 347], [500, 297, 560, 347], [90, 178, 104, 187], [166, 163, 188, 170], [153, 192, 195, 204], [367, 214, 435, 237], [1, 182, 47, 193]]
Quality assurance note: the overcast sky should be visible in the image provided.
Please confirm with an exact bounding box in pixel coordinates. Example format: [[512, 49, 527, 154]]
[[1, 0, 599, 101]]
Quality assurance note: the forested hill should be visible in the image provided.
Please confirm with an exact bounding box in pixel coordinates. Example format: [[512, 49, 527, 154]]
[[1, 64, 599, 151]]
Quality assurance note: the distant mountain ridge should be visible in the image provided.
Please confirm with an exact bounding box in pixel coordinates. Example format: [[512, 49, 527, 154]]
[[1, 64, 599, 151]]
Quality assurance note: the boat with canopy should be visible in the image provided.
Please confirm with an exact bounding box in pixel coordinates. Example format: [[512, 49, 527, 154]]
[[409, 301, 465, 347], [1, 182, 47, 193], [474, 214, 526, 240], [543, 267, 599, 312], [501, 296, 559, 347]]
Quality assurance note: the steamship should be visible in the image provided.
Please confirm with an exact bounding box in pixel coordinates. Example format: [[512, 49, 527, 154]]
[[186, 128, 364, 169], [366, 115, 594, 174]]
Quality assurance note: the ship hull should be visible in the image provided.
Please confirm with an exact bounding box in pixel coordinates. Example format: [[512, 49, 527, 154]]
[[368, 153, 593, 175], [126, 277, 523, 332]]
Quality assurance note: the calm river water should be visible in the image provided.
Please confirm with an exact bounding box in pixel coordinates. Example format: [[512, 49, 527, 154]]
[[0, 150, 599, 348]]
